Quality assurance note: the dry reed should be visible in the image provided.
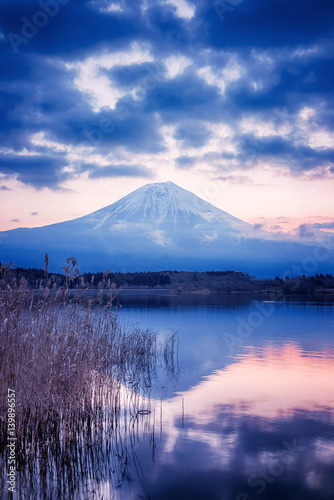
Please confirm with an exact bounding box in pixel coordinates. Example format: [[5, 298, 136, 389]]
[[0, 262, 177, 499]]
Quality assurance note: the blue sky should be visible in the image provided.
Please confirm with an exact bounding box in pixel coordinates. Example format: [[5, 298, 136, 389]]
[[0, 0, 333, 234]]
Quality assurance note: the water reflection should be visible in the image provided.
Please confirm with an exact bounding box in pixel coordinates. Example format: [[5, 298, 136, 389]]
[[180, 345, 334, 418], [118, 294, 334, 398], [115, 291, 334, 310], [2, 296, 333, 499], [113, 295, 334, 499], [129, 344, 334, 500]]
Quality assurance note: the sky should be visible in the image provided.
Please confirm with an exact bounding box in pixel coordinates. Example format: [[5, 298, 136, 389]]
[[0, 0, 333, 237]]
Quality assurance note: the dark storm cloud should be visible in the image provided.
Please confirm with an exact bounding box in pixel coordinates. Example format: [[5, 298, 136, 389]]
[[0, 0, 191, 57], [224, 45, 334, 120], [199, 0, 334, 49], [175, 121, 211, 147], [78, 110, 165, 153], [0, 88, 30, 151], [0, 0, 140, 56], [237, 135, 334, 172], [0, 0, 333, 187], [0, 53, 165, 154], [0, 154, 70, 188], [142, 72, 223, 121]]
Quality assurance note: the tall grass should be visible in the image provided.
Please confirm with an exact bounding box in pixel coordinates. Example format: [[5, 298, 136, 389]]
[[0, 263, 177, 499]]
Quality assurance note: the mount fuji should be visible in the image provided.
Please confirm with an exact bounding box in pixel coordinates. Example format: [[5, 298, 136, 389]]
[[0, 182, 332, 276]]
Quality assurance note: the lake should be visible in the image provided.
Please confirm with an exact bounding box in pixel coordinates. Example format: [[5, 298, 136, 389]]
[[106, 292, 334, 500]]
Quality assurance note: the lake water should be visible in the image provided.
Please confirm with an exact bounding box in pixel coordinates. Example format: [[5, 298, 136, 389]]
[[110, 293, 334, 500]]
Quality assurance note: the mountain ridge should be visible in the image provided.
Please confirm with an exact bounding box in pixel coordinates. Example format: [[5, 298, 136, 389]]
[[0, 182, 333, 277]]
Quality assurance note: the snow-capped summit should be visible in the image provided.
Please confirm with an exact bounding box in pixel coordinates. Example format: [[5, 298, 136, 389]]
[[0, 181, 332, 276], [79, 181, 255, 238]]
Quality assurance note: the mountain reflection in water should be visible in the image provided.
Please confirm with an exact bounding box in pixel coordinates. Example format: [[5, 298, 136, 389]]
[[112, 295, 334, 500], [3, 296, 333, 500]]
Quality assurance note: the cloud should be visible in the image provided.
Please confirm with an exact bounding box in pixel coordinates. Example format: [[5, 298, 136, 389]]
[[197, 59, 243, 95], [163, 0, 195, 20], [200, 0, 334, 49], [87, 163, 152, 179], [67, 43, 154, 112], [311, 221, 334, 230], [237, 135, 334, 173], [298, 224, 317, 239], [216, 175, 253, 184], [0, 185, 11, 191], [0, 0, 333, 190], [164, 55, 192, 79], [146, 228, 171, 246], [98, 2, 124, 14], [175, 156, 196, 167], [175, 121, 211, 148], [0, 154, 70, 189], [203, 232, 219, 242]]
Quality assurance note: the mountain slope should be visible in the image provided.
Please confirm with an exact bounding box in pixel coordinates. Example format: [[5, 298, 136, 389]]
[[0, 182, 332, 276], [74, 181, 257, 236]]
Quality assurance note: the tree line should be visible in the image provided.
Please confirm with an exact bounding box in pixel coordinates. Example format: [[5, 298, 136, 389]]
[[1, 262, 333, 294]]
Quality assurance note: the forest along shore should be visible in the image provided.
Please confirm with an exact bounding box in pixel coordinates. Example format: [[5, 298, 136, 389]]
[[4, 267, 334, 295]]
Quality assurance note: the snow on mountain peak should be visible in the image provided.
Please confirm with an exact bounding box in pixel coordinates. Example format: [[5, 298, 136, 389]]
[[96, 181, 229, 220], [1, 181, 333, 276], [88, 181, 254, 237]]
